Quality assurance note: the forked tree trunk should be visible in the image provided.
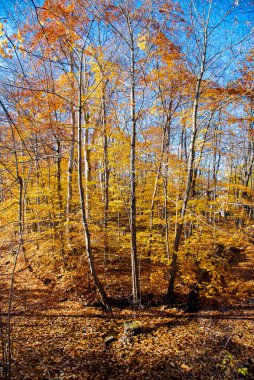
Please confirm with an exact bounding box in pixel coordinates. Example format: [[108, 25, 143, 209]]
[[77, 50, 110, 310], [167, 5, 210, 304]]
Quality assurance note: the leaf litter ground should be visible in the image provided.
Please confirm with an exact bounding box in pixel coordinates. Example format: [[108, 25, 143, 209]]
[[0, 246, 253, 380]]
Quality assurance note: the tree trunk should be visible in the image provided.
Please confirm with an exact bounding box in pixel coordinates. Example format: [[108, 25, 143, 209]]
[[101, 83, 109, 261], [167, 5, 210, 304], [77, 49, 110, 310], [129, 30, 140, 305], [66, 109, 76, 246], [84, 120, 91, 218], [66, 57, 76, 247]]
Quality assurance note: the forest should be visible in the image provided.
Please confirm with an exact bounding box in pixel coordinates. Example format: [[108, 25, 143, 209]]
[[0, 0, 253, 379]]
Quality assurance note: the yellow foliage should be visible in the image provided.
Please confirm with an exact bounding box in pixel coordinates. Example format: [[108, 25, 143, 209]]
[[137, 34, 148, 51]]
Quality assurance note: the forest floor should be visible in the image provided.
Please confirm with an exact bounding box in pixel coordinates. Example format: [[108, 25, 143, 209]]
[[0, 244, 254, 380]]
